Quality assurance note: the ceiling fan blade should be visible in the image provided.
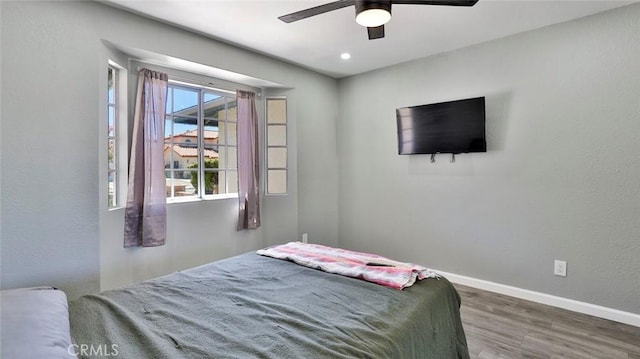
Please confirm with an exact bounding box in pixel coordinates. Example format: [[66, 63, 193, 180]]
[[391, 0, 478, 6], [367, 25, 385, 40], [279, 0, 355, 23]]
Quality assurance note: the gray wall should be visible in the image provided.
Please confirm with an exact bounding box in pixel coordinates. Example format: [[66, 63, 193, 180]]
[[337, 4, 640, 314], [0, 1, 339, 297], [1, 0, 637, 316]]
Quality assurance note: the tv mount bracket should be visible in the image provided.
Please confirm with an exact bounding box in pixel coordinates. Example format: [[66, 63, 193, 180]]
[[429, 153, 456, 163]]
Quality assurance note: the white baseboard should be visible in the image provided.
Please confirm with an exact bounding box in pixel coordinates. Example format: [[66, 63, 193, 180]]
[[434, 269, 640, 328]]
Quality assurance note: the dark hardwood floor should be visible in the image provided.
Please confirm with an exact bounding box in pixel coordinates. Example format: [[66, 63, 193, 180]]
[[453, 283, 640, 359]]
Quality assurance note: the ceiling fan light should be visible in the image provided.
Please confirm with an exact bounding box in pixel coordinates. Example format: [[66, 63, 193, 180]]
[[355, 8, 391, 27]]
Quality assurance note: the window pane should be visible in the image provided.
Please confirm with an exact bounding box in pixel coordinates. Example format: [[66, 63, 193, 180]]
[[165, 144, 196, 171], [216, 122, 226, 146], [108, 106, 115, 137], [165, 176, 172, 197], [203, 92, 225, 119], [227, 147, 237, 170], [267, 99, 286, 124], [217, 171, 228, 195], [173, 115, 198, 126], [203, 156, 219, 168], [202, 170, 220, 195], [108, 68, 114, 104], [227, 170, 238, 194], [203, 118, 219, 130], [203, 122, 219, 146], [165, 88, 172, 114], [225, 122, 236, 146], [171, 88, 198, 113], [175, 169, 188, 179], [268, 147, 287, 169], [267, 125, 286, 146], [164, 117, 173, 138], [108, 171, 116, 207], [165, 171, 175, 199], [163, 142, 171, 169], [203, 157, 220, 194], [227, 99, 237, 122], [204, 92, 222, 103], [108, 139, 116, 170], [267, 170, 287, 194], [166, 177, 196, 198], [184, 157, 198, 170], [203, 143, 219, 166], [172, 117, 198, 143]]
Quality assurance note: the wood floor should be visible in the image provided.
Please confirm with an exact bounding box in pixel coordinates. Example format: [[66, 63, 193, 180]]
[[453, 283, 640, 359]]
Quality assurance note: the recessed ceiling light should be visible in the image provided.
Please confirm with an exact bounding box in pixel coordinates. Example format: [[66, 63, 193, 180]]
[[341, 53, 351, 60]]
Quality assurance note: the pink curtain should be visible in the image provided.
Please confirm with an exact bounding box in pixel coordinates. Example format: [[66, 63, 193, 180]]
[[124, 69, 168, 247], [236, 90, 261, 230]]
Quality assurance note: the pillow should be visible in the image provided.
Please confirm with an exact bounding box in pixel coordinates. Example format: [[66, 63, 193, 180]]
[[1, 287, 76, 358]]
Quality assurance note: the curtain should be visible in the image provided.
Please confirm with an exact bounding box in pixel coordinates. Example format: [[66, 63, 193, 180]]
[[236, 90, 261, 230], [124, 69, 168, 247]]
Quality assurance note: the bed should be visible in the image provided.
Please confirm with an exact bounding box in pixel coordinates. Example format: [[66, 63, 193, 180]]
[[68, 251, 470, 359]]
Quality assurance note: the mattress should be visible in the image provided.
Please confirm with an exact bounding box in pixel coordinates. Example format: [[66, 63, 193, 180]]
[[69, 252, 469, 358]]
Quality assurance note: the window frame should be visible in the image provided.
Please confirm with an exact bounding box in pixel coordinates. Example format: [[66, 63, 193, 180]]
[[106, 61, 128, 210], [265, 97, 288, 195], [164, 81, 239, 202], [107, 66, 118, 208]]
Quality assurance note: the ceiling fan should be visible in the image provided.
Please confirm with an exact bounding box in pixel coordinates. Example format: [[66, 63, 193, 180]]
[[279, 0, 479, 40]]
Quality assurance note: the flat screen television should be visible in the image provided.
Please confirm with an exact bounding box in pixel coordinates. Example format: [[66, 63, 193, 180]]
[[396, 97, 486, 155]]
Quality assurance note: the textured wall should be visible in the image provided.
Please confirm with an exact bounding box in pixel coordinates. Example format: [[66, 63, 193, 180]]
[[337, 4, 640, 314], [0, 1, 339, 296]]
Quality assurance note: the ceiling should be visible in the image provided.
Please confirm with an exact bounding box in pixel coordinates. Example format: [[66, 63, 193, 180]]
[[103, 0, 636, 78]]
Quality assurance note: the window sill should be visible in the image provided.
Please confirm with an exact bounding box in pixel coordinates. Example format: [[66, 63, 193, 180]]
[[167, 193, 238, 205]]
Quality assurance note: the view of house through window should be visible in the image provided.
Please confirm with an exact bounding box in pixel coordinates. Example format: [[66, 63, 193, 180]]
[[107, 67, 118, 208], [164, 83, 238, 200]]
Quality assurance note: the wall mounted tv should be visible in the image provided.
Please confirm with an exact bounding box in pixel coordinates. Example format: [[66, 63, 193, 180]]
[[396, 97, 486, 155]]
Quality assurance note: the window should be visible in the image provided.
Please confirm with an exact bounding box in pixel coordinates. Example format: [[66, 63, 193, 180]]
[[164, 82, 238, 200], [107, 66, 119, 208], [266, 98, 288, 194]]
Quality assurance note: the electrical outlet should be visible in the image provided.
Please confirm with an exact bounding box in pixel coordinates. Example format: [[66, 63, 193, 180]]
[[554, 260, 567, 277], [302, 233, 308, 244]]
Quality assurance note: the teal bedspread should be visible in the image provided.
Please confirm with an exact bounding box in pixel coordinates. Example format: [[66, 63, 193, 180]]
[[69, 253, 469, 358]]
